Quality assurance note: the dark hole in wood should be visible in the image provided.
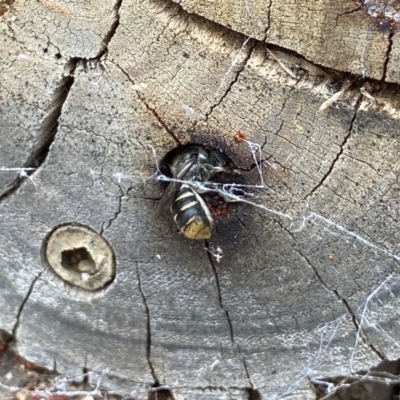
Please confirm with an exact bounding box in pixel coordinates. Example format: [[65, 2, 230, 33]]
[[0, 328, 12, 352], [158, 143, 232, 183], [157, 143, 244, 224], [393, 383, 400, 396], [148, 387, 174, 400], [61, 247, 96, 274], [371, 358, 400, 375], [82, 366, 89, 384], [247, 388, 262, 400]]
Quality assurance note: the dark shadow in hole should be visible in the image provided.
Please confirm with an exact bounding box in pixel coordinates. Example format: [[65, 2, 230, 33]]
[[371, 358, 400, 375], [61, 247, 96, 274], [158, 143, 233, 184], [149, 386, 174, 400], [247, 387, 262, 400], [82, 366, 89, 384], [157, 143, 244, 222], [311, 358, 400, 400]]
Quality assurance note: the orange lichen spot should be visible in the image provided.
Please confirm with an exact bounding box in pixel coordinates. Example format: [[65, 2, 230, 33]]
[[233, 131, 246, 143]]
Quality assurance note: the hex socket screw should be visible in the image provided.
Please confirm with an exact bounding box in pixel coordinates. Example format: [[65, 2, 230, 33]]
[[43, 224, 116, 291]]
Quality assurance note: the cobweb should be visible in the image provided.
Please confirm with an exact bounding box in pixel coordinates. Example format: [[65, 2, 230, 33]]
[[111, 140, 400, 398], [2, 137, 399, 399], [145, 141, 400, 263], [147, 141, 400, 399], [276, 274, 399, 399], [0, 369, 106, 400], [0, 167, 37, 187]]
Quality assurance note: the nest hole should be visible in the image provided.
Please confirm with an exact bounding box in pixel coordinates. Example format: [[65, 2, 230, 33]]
[[159, 143, 233, 179], [61, 247, 97, 274]]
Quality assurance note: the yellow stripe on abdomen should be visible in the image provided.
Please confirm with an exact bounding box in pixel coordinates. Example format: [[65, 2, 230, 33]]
[[179, 201, 198, 212], [174, 191, 195, 201]]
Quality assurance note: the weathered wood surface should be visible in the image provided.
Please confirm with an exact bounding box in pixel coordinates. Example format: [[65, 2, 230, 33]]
[[1, 1, 400, 399]]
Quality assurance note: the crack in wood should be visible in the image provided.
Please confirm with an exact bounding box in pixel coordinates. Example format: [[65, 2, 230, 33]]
[[111, 61, 181, 145], [242, 356, 252, 387], [0, 0, 125, 205], [337, 291, 386, 361], [202, 39, 258, 122], [293, 247, 385, 361], [62, 0, 124, 64], [237, 344, 255, 392], [265, 0, 272, 39], [273, 217, 386, 362], [0, 60, 77, 203], [168, 0, 266, 124], [305, 94, 362, 200], [97, 0, 123, 59], [100, 186, 124, 235], [204, 242, 264, 392], [160, 0, 400, 124], [204, 240, 235, 345], [166, 0, 384, 86], [382, 26, 395, 83], [136, 265, 159, 386], [12, 272, 42, 339], [335, 6, 362, 25]]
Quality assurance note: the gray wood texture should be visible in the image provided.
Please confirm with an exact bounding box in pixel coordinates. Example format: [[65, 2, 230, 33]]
[[1, 1, 400, 399]]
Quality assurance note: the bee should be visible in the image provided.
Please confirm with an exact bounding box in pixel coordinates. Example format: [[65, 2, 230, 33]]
[[154, 145, 229, 240]]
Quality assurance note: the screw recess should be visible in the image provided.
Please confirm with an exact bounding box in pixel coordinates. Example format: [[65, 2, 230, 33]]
[[43, 224, 116, 291]]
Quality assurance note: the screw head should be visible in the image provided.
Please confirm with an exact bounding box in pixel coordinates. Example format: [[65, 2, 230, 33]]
[[43, 224, 116, 291]]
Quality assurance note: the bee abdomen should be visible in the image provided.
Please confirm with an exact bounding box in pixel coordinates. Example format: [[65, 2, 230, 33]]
[[172, 185, 201, 229], [172, 185, 213, 239]]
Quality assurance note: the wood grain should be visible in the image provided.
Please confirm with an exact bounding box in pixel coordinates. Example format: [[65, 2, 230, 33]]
[[1, 0, 400, 399]]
